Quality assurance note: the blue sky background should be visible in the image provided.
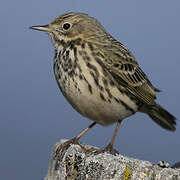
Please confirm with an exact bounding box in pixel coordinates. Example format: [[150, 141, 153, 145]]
[[1, 0, 180, 179]]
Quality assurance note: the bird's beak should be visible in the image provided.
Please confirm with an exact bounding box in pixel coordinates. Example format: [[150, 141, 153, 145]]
[[29, 24, 50, 32]]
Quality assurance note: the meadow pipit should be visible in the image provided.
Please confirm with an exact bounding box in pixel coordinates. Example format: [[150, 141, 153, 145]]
[[30, 12, 176, 154]]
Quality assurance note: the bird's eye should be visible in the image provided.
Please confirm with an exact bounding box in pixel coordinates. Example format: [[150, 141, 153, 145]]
[[62, 23, 71, 30]]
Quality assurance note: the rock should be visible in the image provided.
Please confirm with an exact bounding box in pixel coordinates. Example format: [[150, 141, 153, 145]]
[[45, 139, 180, 180]]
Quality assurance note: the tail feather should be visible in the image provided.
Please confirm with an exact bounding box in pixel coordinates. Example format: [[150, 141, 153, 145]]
[[147, 104, 176, 131]]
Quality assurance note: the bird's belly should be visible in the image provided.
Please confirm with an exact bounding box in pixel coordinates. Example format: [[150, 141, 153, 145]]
[[54, 51, 138, 125], [57, 73, 138, 126], [67, 89, 136, 126]]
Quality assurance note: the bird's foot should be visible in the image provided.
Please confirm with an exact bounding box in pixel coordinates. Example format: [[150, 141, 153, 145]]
[[55, 138, 85, 159], [85, 143, 119, 156]]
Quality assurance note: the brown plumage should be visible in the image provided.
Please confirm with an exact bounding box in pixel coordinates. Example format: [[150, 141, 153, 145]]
[[30, 12, 176, 154]]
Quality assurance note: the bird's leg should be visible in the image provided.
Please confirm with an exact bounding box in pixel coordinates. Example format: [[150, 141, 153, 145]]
[[55, 122, 96, 156], [104, 120, 121, 154], [87, 121, 121, 155], [72, 122, 97, 143]]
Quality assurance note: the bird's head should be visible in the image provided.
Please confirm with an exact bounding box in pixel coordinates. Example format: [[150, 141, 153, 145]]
[[30, 12, 107, 48]]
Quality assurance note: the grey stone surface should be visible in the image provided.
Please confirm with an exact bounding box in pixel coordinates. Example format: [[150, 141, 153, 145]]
[[45, 140, 180, 180]]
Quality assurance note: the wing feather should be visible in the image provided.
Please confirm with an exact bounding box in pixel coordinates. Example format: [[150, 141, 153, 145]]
[[98, 44, 158, 105]]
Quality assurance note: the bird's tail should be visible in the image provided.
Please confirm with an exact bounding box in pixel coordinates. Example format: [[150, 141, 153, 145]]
[[147, 104, 176, 131]]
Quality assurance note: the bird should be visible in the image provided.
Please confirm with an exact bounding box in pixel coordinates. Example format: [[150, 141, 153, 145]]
[[30, 12, 176, 154]]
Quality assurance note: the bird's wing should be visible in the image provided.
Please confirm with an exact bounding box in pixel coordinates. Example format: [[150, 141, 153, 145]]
[[98, 43, 158, 105]]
